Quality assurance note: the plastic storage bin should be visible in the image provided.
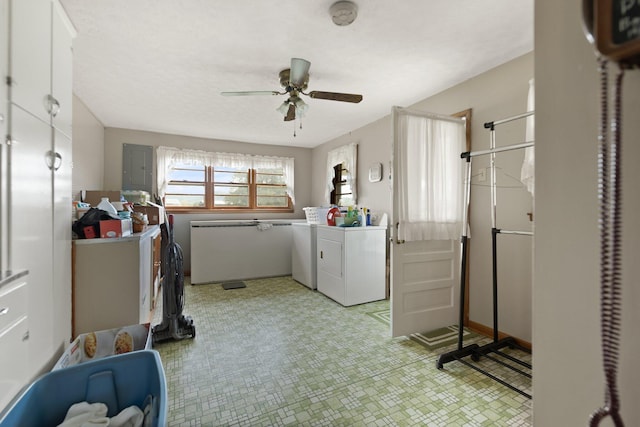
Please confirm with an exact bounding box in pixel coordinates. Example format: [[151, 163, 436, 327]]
[[0, 350, 167, 427], [53, 323, 152, 370]]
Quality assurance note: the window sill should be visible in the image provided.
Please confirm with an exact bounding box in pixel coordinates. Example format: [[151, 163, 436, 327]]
[[166, 208, 295, 215]]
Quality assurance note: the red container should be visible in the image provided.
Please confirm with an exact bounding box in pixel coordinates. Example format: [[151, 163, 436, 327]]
[[326, 207, 341, 226]]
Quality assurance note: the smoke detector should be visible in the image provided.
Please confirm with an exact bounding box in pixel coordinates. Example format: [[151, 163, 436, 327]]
[[330, 1, 358, 26]]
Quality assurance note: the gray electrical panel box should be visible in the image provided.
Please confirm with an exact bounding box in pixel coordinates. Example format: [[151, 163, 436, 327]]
[[122, 143, 153, 194]]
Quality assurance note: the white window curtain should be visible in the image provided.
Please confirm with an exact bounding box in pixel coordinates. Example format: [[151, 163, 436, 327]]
[[394, 108, 466, 241], [520, 78, 535, 196], [325, 143, 357, 205], [156, 146, 295, 203], [251, 155, 295, 205]]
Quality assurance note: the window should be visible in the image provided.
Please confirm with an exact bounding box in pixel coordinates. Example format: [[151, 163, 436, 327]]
[[330, 162, 354, 206], [165, 164, 206, 207], [325, 143, 357, 205], [157, 147, 294, 212]]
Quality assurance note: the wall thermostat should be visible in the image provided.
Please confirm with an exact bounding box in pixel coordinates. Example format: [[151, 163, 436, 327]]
[[368, 163, 382, 182]]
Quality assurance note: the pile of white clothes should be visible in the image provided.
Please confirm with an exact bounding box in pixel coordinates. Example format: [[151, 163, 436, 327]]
[[56, 401, 150, 427]]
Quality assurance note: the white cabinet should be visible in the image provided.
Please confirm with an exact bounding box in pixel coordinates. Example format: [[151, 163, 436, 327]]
[[51, 2, 74, 136], [9, 0, 52, 124], [9, 0, 74, 134], [0, 2, 7, 255], [292, 223, 317, 289], [10, 108, 55, 372], [0, 0, 7, 104], [72, 226, 161, 337], [53, 130, 72, 344], [0, 272, 29, 411], [316, 225, 386, 306], [4, 0, 74, 382]]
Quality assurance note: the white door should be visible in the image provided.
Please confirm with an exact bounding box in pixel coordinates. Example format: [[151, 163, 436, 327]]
[[390, 107, 468, 337]]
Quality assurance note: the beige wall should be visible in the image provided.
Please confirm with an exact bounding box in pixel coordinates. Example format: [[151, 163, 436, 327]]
[[71, 95, 104, 201], [312, 52, 534, 342], [534, 0, 640, 424], [102, 128, 313, 270], [78, 54, 535, 343]]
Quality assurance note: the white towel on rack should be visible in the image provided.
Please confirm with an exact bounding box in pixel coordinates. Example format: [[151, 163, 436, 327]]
[[256, 222, 273, 231], [520, 78, 535, 196]]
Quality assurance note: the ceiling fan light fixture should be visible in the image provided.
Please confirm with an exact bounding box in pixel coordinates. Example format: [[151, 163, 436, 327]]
[[276, 100, 291, 115], [294, 97, 309, 117], [330, 1, 358, 26]]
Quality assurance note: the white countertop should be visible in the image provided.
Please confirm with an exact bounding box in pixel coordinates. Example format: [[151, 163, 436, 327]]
[[73, 224, 161, 245], [316, 224, 387, 231]]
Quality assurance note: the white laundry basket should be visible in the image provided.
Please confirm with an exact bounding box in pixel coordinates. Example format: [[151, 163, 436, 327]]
[[303, 207, 330, 225]]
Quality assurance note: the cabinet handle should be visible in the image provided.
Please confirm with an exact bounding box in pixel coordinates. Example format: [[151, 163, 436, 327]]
[[320, 250, 323, 259], [0, 307, 8, 316], [45, 94, 61, 117], [45, 150, 63, 171], [22, 331, 29, 341], [51, 98, 60, 117]]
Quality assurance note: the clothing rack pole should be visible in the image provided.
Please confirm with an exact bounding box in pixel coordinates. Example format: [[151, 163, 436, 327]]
[[436, 156, 479, 368], [490, 127, 499, 342], [474, 117, 532, 360], [457, 156, 473, 350], [484, 111, 534, 130], [436, 111, 534, 400], [463, 141, 534, 160]]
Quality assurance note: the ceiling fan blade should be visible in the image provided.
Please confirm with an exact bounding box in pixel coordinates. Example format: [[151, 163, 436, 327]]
[[308, 91, 363, 103], [290, 58, 311, 86], [284, 103, 296, 121], [221, 91, 281, 96]]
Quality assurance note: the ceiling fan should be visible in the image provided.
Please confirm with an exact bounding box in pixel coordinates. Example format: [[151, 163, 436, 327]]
[[221, 58, 363, 122]]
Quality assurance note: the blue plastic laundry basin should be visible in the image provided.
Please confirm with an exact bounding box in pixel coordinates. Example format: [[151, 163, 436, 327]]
[[0, 350, 167, 427]]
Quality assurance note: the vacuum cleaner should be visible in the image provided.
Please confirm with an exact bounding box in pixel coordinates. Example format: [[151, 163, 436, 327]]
[[152, 212, 195, 344]]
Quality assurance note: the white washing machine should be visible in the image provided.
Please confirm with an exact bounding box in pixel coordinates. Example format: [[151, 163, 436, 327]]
[[291, 222, 317, 289]]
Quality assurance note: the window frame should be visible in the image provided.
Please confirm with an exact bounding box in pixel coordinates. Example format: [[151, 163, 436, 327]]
[[330, 162, 353, 206], [165, 165, 293, 213]]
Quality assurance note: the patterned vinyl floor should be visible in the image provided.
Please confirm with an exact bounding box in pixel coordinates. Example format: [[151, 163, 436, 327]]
[[152, 276, 531, 426]]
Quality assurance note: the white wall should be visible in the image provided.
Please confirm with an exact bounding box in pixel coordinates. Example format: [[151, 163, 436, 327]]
[[312, 53, 534, 342], [102, 128, 313, 271], [534, 0, 640, 424], [71, 95, 104, 201]]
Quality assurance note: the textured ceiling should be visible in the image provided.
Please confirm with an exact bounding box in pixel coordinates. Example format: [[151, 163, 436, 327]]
[[60, 0, 534, 148]]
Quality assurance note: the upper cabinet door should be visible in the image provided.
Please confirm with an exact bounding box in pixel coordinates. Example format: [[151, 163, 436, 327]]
[[0, 0, 8, 105], [0, 0, 9, 98], [51, 1, 74, 137], [10, 0, 52, 123]]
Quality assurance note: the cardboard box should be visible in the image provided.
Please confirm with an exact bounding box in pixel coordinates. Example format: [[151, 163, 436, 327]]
[[52, 323, 152, 370], [83, 190, 121, 207], [132, 202, 165, 225], [99, 219, 133, 238]]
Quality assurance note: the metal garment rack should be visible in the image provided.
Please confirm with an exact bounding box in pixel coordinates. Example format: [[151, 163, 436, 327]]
[[436, 111, 534, 399]]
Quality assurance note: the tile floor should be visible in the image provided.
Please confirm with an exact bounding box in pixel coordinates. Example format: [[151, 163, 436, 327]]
[[152, 276, 531, 426]]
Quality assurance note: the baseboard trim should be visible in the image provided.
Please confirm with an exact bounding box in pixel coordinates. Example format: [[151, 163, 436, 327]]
[[467, 320, 532, 350]]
